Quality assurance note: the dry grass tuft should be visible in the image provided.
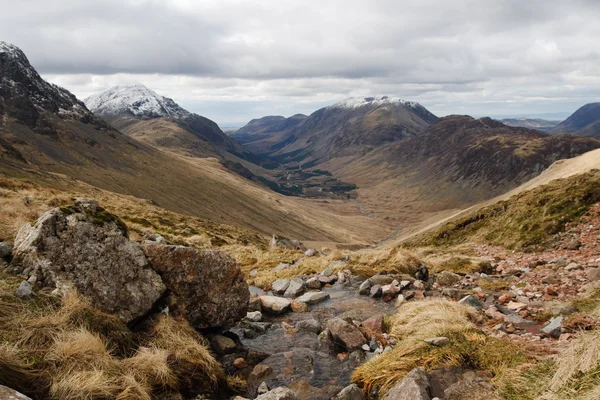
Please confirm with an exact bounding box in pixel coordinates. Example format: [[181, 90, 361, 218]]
[[123, 346, 177, 390], [50, 368, 121, 400]]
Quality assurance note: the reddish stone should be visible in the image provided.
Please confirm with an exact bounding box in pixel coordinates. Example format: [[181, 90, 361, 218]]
[[545, 286, 558, 296], [362, 314, 384, 334], [233, 357, 248, 369]]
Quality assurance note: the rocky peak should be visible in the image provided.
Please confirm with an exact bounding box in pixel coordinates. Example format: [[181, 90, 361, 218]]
[[0, 41, 91, 121], [84, 84, 189, 120]]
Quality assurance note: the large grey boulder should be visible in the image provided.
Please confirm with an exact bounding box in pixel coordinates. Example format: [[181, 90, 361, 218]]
[[141, 242, 249, 328], [272, 279, 291, 295], [332, 384, 364, 400], [0, 385, 32, 399], [11, 198, 165, 323], [382, 368, 431, 400], [284, 277, 305, 298]]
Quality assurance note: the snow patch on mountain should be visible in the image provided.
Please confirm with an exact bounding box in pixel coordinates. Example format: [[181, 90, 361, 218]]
[[330, 96, 420, 110], [85, 84, 189, 119]]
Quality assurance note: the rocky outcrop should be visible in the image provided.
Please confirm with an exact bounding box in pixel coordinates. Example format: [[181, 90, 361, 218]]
[[141, 243, 249, 329], [382, 368, 431, 400], [269, 235, 306, 251], [10, 198, 165, 323], [0, 385, 32, 400]]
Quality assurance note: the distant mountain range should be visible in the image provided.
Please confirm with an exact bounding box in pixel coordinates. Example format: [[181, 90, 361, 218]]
[[552, 103, 600, 137], [499, 117, 560, 131]]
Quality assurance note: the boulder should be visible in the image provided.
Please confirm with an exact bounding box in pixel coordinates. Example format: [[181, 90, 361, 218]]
[[142, 242, 249, 328], [0, 242, 12, 260], [290, 300, 308, 313], [295, 291, 330, 305], [358, 280, 372, 295], [436, 271, 461, 286], [210, 334, 237, 355], [368, 275, 394, 286], [256, 387, 299, 400], [318, 274, 338, 285], [14, 281, 32, 299], [541, 316, 563, 338], [304, 249, 317, 257], [11, 198, 165, 323], [458, 294, 484, 310], [283, 277, 305, 298], [0, 385, 32, 400], [382, 368, 431, 400], [306, 277, 322, 289], [269, 235, 306, 251], [370, 285, 383, 298], [246, 311, 263, 322], [296, 319, 321, 334], [362, 314, 384, 334], [260, 296, 291, 314], [272, 279, 291, 295], [332, 384, 364, 400], [321, 267, 334, 277], [327, 318, 367, 351]]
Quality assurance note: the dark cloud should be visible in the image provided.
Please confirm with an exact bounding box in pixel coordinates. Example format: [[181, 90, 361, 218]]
[[1, 0, 600, 124]]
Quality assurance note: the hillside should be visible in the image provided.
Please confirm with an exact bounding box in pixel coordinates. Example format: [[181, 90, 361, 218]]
[[231, 114, 307, 155], [552, 102, 600, 137], [499, 117, 560, 131], [0, 42, 389, 244]]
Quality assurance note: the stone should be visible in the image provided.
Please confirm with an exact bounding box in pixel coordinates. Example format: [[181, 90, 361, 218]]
[[458, 294, 484, 310], [565, 262, 581, 271], [327, 318, 367, 352], [441, 288, 461, 299], [248, 295, 262, 312], [358, 280, 372, 295], [563, 238, 581, 250], [260, 296, 291, 314], [284, 278, 305, 298], [370, 284, 383, 298], [306, 277, 322, 289], [329, 260, 347, 269], [318, 274, 338, 285], [295, 291, 330, 305], [368, 275, 394, 286], [258, 382, 269, 395], [233, 357, 248, 369], [210, 334, 237, 355], [542, 316, 563, 338], [382, 282, 400, 297], [332, 383, 364, 400], [551, 304, 576, 316], [272, 279, 291, 295], [246, 311, 263, 322], [321, 267, 334, 277], [555, 258, 568, 267], [587, 268, 600, 282], [0, 242, 12, 260], [413, 280, 426, 290], [248, 363, 274, 396], [362, 314, 384, 334], [142, 242, 249, 328], [290, 300, 308, 312], [256, 387, 299, 400], [424, 337, 450, 346], [444, 377, 501, 400], [304, 249, 317, 257], [506, 301, 527, 311], [0, 385, 32, 399], [274, 263, 292, 271], [11, 199, 166, 323], [395, 294, 406, 307], [415, 264, 430, 281], [296, 319, 321, 334], [338, 271, 347, 285], [436, 271, 461, 286], [15, 281, 32, 298], [249, 269, 258, 278], [269, 234, 306, 251], [382, 368, 431, 400]]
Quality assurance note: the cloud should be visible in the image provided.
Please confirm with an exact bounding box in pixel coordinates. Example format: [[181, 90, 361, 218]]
[[2, 0, 600, 124]]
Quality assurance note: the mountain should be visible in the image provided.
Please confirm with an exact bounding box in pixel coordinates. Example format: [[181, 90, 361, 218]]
[[0, 42, 387, 244], [231, 114, 307, 154], [499, 117, 560, 131], [85, 84, 266, 164], [552, 102, 600, 137]]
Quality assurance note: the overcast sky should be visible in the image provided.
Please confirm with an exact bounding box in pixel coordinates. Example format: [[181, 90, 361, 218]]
[[2, 0, 600, 126]]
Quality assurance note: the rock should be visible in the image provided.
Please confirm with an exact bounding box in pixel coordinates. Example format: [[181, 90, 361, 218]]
[[382, 368, 431, 400], [436, 271, 461, 286], [370, 285, 383, 298], [413, 280, 426, 290], [441, 288, 461, 299], [142, 243, 249, 328], [210, 335, 237, 355], [260, 296, 291, 314], [565, 262, 581, 271], [329, 260, 347, 269], [318, 274, 338, 285], [296, 319, 321, 334], [233, 357, 248, 369], [284, 278, 305, 298], [327, 318, 367, 352], [424, 337, 450, 346], [304, 249, 317, 257], [256, 387, 299, 400], [362, 314, 384, 334], [290, 300, 308, 313], [269, 235, 306, 251], [555, 258, 568, 267], [306, 277, 322, 289], [0, 242, 12, 260], [248, 295, 262, 312], [358, 280, 372, 295], [338, 271, 347, 285], [295, 291, 330, 305], [368, 275, 394, 286], [248, 363, 274, 396], [15, 281, 32, 298], [506, 301, 527, 311], [395, 294, 406, 307], [415, 264, 429, 281], [542, 316, 563, 338], [332, 383, 364, 400], [246, 311, 263, 322], [11, 199, 166, 323], [0, 385, 32, 399], [458, 294, 484, 310], [587, 268, 600, 282], [444, 377, 501, 400], [258, 382, 269, 395], [545, 286, 558, 296], [250, 269, 258, 278], [321, 267, 334, 277], [563, 238, 581, 250], [382, 282, 400, 297], [274, 263, 292, 271], [272, 279, 291, 295], [551, 304, 576, 316]]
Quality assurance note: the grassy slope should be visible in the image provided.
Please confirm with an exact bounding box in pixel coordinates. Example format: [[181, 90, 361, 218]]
[[403, 170, 600, 251]]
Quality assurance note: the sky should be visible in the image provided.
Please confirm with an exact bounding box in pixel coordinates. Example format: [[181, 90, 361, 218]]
[[1, 0, 600, 126]]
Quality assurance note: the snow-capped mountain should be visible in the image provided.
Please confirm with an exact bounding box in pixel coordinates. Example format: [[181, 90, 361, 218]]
[[329, 95, 420, 110], [84, 84, 189, 119], [0, 41, 91, 121]]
